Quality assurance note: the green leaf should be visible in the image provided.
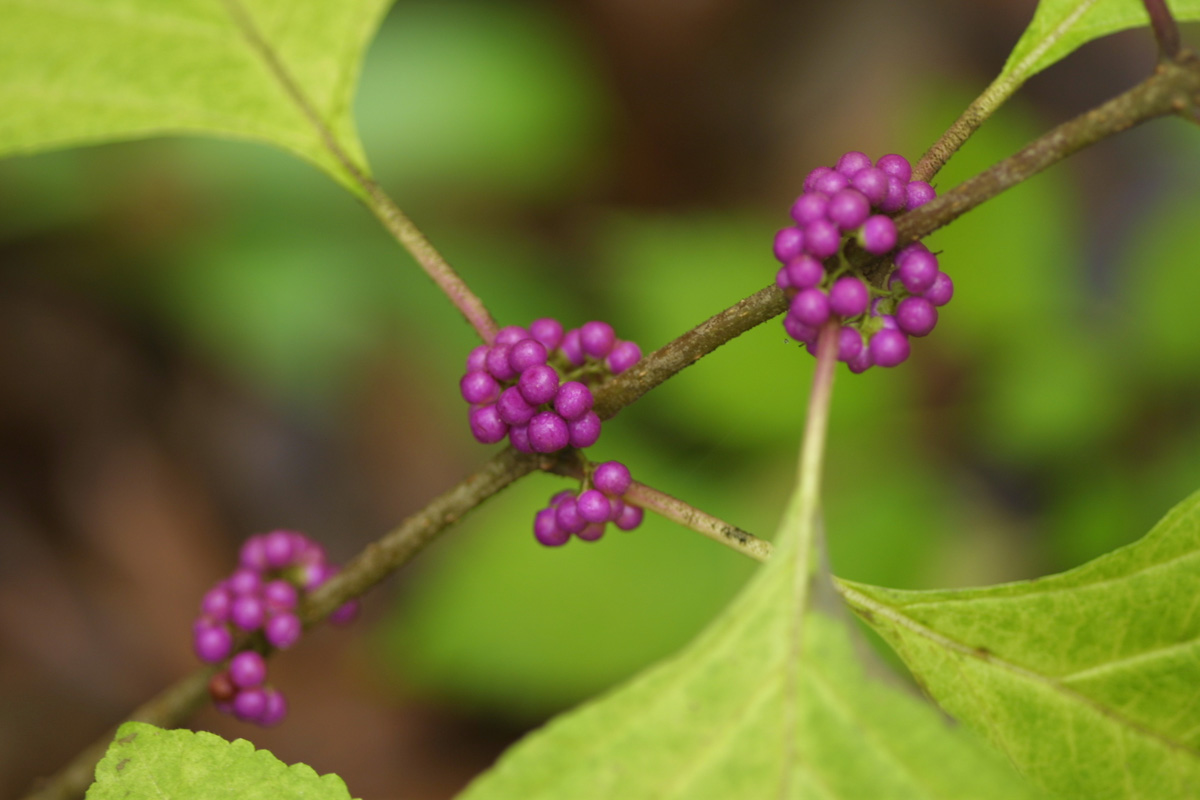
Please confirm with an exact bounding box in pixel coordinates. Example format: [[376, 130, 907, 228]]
[[86, 721, 357, 800], [0, 0, 390, 195], [458, 463, 1044, 797], [839, 489, 1200, 800]]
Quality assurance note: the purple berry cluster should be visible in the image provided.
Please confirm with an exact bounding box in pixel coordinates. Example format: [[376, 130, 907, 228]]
[[533, 461, 645, 546], [773, 151, 954, 371], [461, 320, 642, 453], [192, 530, 359, 726]]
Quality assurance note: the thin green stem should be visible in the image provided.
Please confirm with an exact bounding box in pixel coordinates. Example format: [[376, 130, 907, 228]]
[[624, 482, 773, 562]]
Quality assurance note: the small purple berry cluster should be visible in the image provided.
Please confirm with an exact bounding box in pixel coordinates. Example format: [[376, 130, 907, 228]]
[[461, 320, 641, 453], [533, 461, 644, 546], [192, 530, 359, 726], [773, 151, 954, 371]]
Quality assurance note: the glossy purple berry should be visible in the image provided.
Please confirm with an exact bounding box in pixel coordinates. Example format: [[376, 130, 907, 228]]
[[827, 188, 871, 230], [529, 411, 570, 453], [906, 181, 936, 209], [265, 611, 302, 649], [497, 385, 536, 426], [879, 175, 908, 213], [554, 381, 593, 421], [259, 688, 288, 727], [494, 325, 531, 346], [465, 345, 489, 373], [518, 364, 559, 405], [606, 341, 642, 374], [869, 329, 911, 367], [803, 218, 841, 258], [194, 624, 233, 664], [227, 568, 261, 597], [567, 411, 602, 448], [790, 288, 831, 327], [485, 344, 518, 381], [229, 651, 267, 688], [615, 504, 644, 531], [561, 328, 586, 366], [803, 166, 837, 194], [848, 345, 874, 374], [861, 215, 897, 255], [577, 523, 606, 542], [828, 276, 869, 317], [783, 313, 817, 344], [508, 424, 533, 453], [262, 530, 295, 569], [233, 687, 268, 722], [593, 461, 632, 496], [896, 296, 938, 337], [460, 371, 500, 404], [555, 497, 587, 534], [790, 192, 828, 226], [813, 170, 849, 195], [773, 227, 805, 263], [201, 586, 232, 621], [850, 167, 888, 206], [576, 490, 612, 523], [230, 595, 265, 632], [239, 536, 268, 571], [529, 318, 564, 351], [535, 508, 569, 546], [924, 272, 954, 306], [876, 154, 912, 183], [895, 244, 938, 294], [836, 151, 872, 176], [785, 254, 824, 290], [508, 339, 548, 373], [469, 404, 508, 444], [837, 327, 863, 362], [607, 498, 626, 522], [580, 322, 617, 359], [262, 580, 298, 613], [776, 266, 792, 291]]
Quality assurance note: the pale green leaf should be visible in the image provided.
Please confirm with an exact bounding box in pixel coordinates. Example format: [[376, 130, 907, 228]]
[[0, 0, 390, 195], [458, 478, 1045, 797], [85, 721, 357, 800], [840, 489, 1200, 800]]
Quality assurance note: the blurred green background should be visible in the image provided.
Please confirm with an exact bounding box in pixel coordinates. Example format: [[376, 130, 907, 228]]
[[3, 2, 1200, 799]]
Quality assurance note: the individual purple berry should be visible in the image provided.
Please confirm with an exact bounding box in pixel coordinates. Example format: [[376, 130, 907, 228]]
[[906, 181, 936, 209], [828, 276, 869, 318], [580, 321, 616, 359], [860, 215, 897, 255], [593, 461, 633, 496], [550, 490, 575, 507], [923, 272, 954, 306], [615, 504, 644, 531], [837, 326, 864, 362], [201, 586, 232, 621], [561, 328, 586, 366], [555, 497, 587, 534], [230, 595, 265, 632], [262, 580, 298, 613], [813, 170, 849, 195], [233, 687, 268, 723], [554, 381, 594, 421], [567, 411, 602, 448], [876, 154, 912, 183], [803, 218, 841, 258], [529, 318, 564, 351], [879, 175, 908, 213], [576, 523, 606, 542], [265, 611, 302, 649], [534, 507, 569, 546], [773, 227, 805, 263], [290, 532, 325, 565], [508, 339, 548, 373], [850, 168, 888, 206], [227, 568, 262, 597], [776, 266, 792, 291], [329, 600, 359, 626], [529, 411, 570, 453], [259, 688, 288, 727], [576, 489, 612, 523], [785, 254, 824, 290], [465, 345, 489, 373], [301, 562, 337, 592], [485, 344, 518, 382], [494, 325, 531, 346], [508, 424, 534, 453], [869, 329, 911, 367], [790, 193, 828, 226], [497, 385, 537, 426], [460, 370, 501, 405], [517, 364, 559, 405], [607, 497, 626, 521], [848, 346, 874, 374], [803, 166, 838, 193], [468, 404, 508, 444], [827, 188, 871, 230], [895, 244, 938, 294], [262, 530, 296, 569], [229, 651, 267, 688], [790, 288, 831, 328], [896, 296, 938, 337], [194, 624, 233, 664], [239, 536, 268, 571], [783, 313, 817, 344], [606, 341, 642, 373], [835, 150, 872, 176]]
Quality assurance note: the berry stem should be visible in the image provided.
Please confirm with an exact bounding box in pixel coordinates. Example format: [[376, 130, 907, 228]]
[[1143, 0, 1182, 61], [622, 482, 774, 562]]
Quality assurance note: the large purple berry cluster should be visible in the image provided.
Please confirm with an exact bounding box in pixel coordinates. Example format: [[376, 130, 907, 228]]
[[461, 320, 641, 453], [533, 461, 644, 546], [192, 530, 358, 726], [773, 151, 954, 371]]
